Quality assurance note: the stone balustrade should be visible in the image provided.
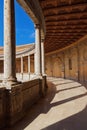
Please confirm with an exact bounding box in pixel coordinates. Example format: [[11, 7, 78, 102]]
[[0, 77, 47, 128], [0, 73, 37, 82]]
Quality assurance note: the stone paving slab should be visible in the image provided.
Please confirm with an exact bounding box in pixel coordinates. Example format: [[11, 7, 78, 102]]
[[4, 78, 87, 130]]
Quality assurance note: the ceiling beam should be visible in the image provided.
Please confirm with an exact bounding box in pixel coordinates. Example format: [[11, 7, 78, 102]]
[[41, 1, 87, 10]]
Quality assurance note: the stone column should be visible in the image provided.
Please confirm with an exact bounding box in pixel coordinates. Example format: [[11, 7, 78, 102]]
[[21, 56, 23, 78], [41, 39, 47, 94], [28, 55, 30, 79], [34, 24, 42, 76], [4, 0, 17, 84], [41, 39, 45, 75]]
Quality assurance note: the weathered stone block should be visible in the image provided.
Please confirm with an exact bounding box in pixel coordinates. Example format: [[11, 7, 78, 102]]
[[5, 84, 23, 126], [0, 87, 6, 128]]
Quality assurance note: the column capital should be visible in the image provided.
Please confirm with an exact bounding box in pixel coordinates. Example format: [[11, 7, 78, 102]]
[[41, 39, 45, 43], [21, 56, 23, 59], [34, 24, 40, 29]]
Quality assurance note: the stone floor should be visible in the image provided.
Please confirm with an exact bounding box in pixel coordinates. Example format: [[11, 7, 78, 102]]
[[4, 77, 87, 130]]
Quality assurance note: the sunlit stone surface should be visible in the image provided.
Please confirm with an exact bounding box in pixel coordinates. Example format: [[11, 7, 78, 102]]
[[4, 77, 87, 130]]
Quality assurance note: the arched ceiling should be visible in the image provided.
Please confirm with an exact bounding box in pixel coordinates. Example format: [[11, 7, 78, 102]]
[[39, 0, 87, 53]]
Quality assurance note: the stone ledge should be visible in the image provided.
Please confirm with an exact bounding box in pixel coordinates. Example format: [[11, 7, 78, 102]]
[[0, 77, 47, 128]]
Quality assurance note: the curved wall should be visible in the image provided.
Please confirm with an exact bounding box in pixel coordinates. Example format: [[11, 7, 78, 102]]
[[45, 37, 87, 87], [0, 55, 34, 74], [0, 37, 87, 87]]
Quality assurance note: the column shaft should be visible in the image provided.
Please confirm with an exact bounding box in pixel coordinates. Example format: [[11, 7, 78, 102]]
[[41, 39, 45, 75], [21, 56, 23, 74], [28, 55, 30, 73], [4, 0, 16, 82], [34, 24, 42, 75]]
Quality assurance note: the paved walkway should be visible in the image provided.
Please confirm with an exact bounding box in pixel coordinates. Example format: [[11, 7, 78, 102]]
[[5, 78, 87, 130]]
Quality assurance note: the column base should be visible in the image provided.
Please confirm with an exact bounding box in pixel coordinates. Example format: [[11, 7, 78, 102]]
[[35, 73, 42, 77], [2, 77, 21, 89], [21, 73, 23, 80], [42, 73, 47, 77], [28, 73, 30, 80]]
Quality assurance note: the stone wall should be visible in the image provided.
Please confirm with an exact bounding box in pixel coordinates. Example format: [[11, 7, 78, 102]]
[[0, 60, 3, 73], [0, 87, 6, 128], [0, 78, 46, 128], [16, 58, 21, 73], [30, 60, 34, 73], [22, 79, 40, 111], [0, 73, 4, 81], [46, 37, 87, 87]]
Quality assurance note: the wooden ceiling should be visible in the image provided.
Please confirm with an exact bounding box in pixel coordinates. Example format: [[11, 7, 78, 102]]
[[39, 0, 87, 53]]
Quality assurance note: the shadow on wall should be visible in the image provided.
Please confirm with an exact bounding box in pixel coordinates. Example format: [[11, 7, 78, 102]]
[[42, 105, 87, 130]]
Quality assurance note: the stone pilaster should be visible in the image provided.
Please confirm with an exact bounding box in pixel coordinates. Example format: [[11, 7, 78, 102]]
[[34, 24, 42, 76], [4, 0, 17, 85]]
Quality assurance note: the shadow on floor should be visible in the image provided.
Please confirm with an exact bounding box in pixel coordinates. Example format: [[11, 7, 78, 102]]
[[3, 79, 87, 130], [56, 85, 82, 93], [50, 92, 87, 108], [42, 105, 87, 130], [3, 81, 56, 130], [47, 78, 64, 82], [54, 81, 75, 86]]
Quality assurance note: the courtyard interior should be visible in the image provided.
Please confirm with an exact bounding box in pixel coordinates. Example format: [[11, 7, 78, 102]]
[[4, 77, 87, 130]]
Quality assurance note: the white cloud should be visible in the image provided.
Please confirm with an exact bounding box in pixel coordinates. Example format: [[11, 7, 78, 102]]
[[30, 32, 35, 38]]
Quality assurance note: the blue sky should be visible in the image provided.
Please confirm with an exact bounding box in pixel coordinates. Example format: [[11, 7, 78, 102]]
[[0, 0, 35, 46]]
